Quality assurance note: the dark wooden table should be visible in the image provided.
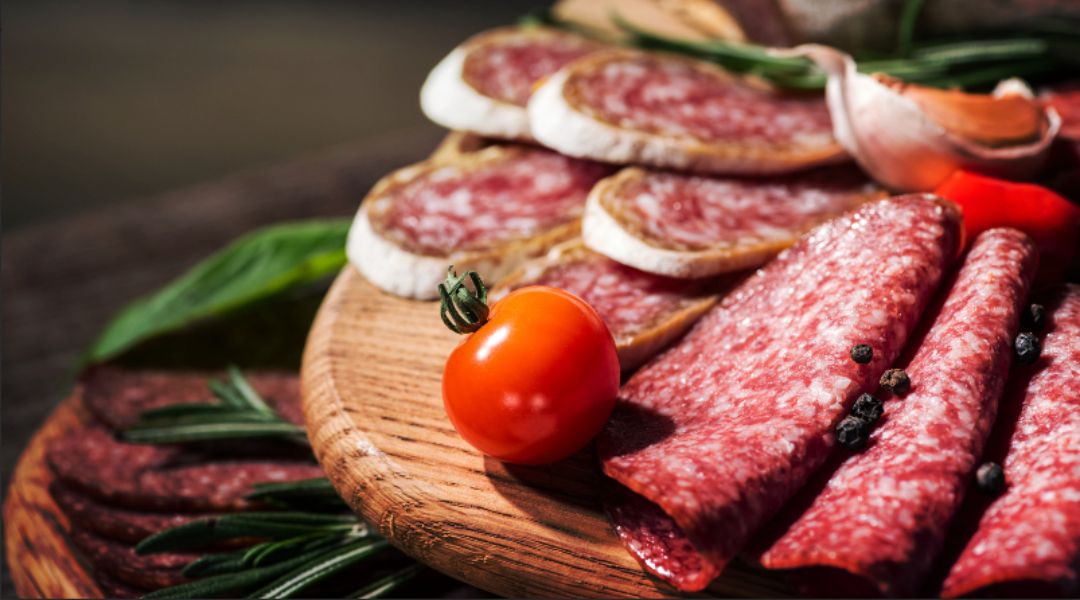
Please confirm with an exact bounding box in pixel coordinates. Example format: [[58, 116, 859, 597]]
[[0, 124, 476, 597]]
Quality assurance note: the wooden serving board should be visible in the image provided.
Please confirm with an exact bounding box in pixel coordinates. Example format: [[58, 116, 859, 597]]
[[301, 266, 797, 598], [3, 395, 106, 599]]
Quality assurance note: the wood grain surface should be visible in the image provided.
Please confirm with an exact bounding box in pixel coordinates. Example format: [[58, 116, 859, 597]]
[[301, 266, 797, 598], [3, 395, 104, 599]]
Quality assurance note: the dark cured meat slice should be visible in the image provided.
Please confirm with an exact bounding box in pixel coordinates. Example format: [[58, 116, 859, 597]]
[[50, 482, 201, 544], [599, 195, 960, 591], [48, 426, 324, 511], [94, 570, 148, 599], [755, 229, 1038, 596], [941, 284, 1080, 598], [69, 527, 197, 589], [80, 366, 303, 430]]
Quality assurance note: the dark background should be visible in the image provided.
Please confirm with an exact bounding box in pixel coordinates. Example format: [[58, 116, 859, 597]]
[[3, 1, 546, 594]]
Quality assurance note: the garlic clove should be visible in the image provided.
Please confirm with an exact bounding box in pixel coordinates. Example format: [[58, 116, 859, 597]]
[[792, 44, 1061, 192]]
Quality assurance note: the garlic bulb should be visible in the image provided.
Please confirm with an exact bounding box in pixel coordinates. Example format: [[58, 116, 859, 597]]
[[793, 44, 1061, 192]]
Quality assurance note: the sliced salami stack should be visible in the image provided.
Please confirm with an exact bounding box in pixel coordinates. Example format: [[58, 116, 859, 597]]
[[583, 165, 880, 278], [347, 145, 613, 299], [529, 50, 847, 174], [495, 241, 733, 370], [755, 228, 1038, 596], [941, 284, 1080, 598], [598, 195, 961, 591]]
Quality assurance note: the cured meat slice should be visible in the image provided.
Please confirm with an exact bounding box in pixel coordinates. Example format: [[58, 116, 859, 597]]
[[495, 241, 728, 370], [50, 482, 200, 544], [528, 50, 846, 175], [599, 195, 960, 591], [583, 165, 881, 278], [48, 426, 324, 511], [755, 228, 1038, 596], [941, 284, 1080, 598], [80, 367, 303, 430], [347, 145, 613, 299], [421, 26, 602, 139], [69, 527, 195, 589], [94, 571, 148, 599]]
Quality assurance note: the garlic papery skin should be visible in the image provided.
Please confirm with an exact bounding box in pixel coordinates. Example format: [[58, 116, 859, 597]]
[[793, 44, 1061, 192]]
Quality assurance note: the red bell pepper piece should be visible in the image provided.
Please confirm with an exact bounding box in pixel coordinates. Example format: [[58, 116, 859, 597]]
[[934, 170, 1080, 284]]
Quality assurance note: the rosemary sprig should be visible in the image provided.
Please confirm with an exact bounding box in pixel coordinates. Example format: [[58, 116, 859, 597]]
[[123, 367, 308, 445], [123, 369, 421, 599], [349, 564, 425, 599]]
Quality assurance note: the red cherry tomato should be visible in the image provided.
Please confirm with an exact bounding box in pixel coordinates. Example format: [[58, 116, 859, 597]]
[[442, 284, 620, 465]]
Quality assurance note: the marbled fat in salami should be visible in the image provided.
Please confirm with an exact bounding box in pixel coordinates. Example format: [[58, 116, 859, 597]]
[[69, 527, 195, 589], [463, 29, 600, 106], [941, 284, 1080, 598], [50, 482, 201, 543], [369, 147, 611, 256], [756, 229, 1038, 596], [599, 166, 876, 252], [48, 426, 323, 511], [80, 367, 304, 430], [599, 195, 960, 591], [567, 53, 834, 146]]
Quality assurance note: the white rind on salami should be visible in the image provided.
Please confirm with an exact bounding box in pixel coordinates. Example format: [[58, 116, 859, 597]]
[[420, 27, 601, 140], [756, 228, 1038, 596], [495, 241, 728, 370], [528, 50, 848, 174], [941, 284, 1080, 598], [599, 194, 961, 591], [582, 166, 881, 278], [347, 145, 611, 299]]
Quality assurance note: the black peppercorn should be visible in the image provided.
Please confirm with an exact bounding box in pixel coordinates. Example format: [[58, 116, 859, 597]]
[[1021, 304, 1046, 331], [850, 344, 873, 364], [1014, 332, 1041, 364], [976, 462, 1005, 496], [851, 393, 884, 423], [879, 368, 911, 396], [836, 415, 871, 450]]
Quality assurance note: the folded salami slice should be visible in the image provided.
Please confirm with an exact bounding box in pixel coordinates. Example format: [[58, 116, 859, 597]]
[[583, 165, 881, 278], [80, 367, 303, 430], [69, 527, 195, 589], [48, 427, 324, 511], [941, 284, 1080, 598], [495, 241, 729, 370], [755, 228, 1038, 596], [347, 145, 613, 299], [50, 482, 200, 544], [528, 50, 847, 174], [421, 26, 602, 139], [598, 195, 960, 591]]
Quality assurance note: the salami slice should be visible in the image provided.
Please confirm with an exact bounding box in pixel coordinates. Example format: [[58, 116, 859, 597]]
[[529, 49, 847, 174], [421, 26, 603, 139], [50, 482, 200, 544], [755, 228, 1038, 596], [598, 195, 960, 591], [48, 426, 324, 511], [69, 527, 196, 589], [495, 241, 729, 370], [80, 367, 303, 430], [941, 284, 1080, 598], [583, 165, 881, 278], [94, 570, 148, 599], [347, 144, 613, 299]]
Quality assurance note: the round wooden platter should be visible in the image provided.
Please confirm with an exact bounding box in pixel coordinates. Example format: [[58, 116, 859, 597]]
[[3, 395, 106, 599], [302, 266, 796, 598]]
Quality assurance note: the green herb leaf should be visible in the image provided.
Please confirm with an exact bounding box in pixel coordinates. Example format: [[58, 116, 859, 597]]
[[86, 219, 350, 364], [123, 420, 307, 445], [348, 564, 425, 599], [246, 477, 350, 511], [136, 513, 358, 554], [250, 538, 391, 599]]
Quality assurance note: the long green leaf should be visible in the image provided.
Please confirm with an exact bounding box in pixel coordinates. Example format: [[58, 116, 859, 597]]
[[348, 564, 424, 599], [123, 420, 307, 445], [86, 218, 350, 364], [137, 513, 358, 554], [246, 477, 351, 511], [249, 538, 391, 599]]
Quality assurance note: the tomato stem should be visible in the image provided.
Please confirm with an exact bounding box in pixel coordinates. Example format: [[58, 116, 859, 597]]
[[438, 266, 490, 335]]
